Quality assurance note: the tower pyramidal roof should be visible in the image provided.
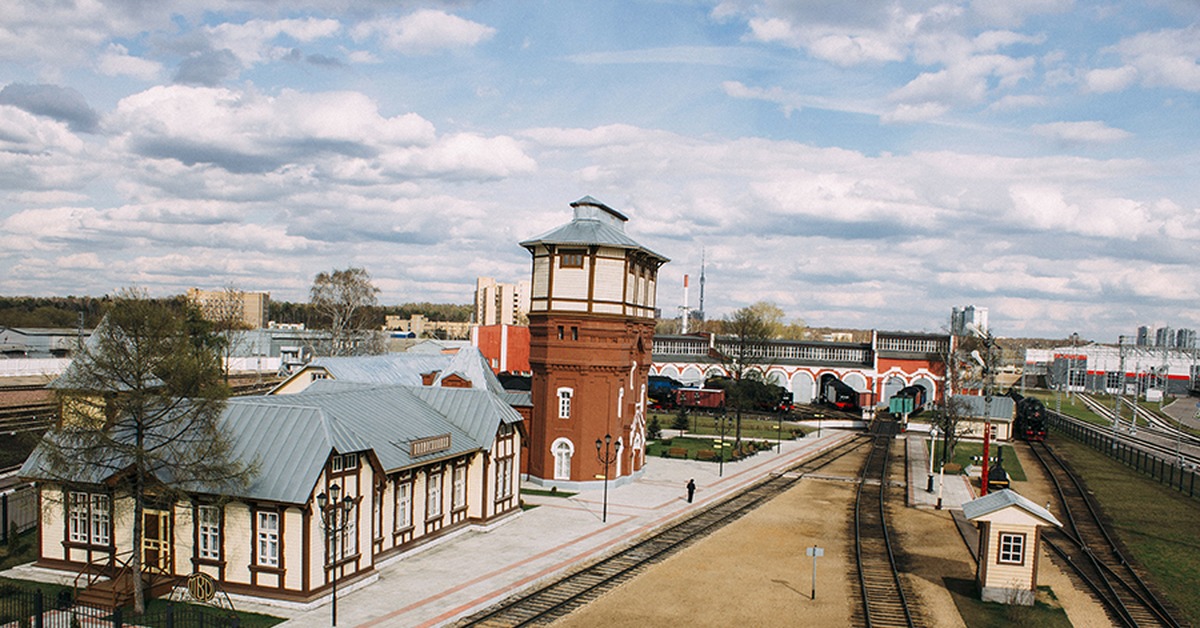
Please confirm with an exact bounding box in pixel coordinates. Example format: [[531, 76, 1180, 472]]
[[519, 196, 668, 263]]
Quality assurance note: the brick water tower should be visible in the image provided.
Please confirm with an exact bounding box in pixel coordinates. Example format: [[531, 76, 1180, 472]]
[[520, 196, 668, 488]]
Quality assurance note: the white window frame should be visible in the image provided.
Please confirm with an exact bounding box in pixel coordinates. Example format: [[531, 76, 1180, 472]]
[[427, 472, 443, 518], [495, 457, 513, 500], [68, 492, 89, 544], [552, 438, 574, 481], [90, 495, 110, 546], [197, 505, 221, 560], [452, 466, 466, 511], [68, 492, 109, 546], [557, 387, 573, 419], [998, 532, 1025, 565], [257, 511, 280, 567], [395, 481, 413, 531]]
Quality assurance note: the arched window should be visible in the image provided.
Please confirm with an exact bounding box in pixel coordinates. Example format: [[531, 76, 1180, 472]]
[[557, 387, 573, 419], [552, 438, 574, 480]]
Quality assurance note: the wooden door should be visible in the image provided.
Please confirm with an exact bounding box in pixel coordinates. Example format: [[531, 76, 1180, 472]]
[[142, 509, 171, 572]]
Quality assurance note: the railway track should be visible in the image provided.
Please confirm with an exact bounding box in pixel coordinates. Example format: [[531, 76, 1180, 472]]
[[1028, 440, 1184, 627], [852, 422, 917, 628], [455, 436, 870, 627]]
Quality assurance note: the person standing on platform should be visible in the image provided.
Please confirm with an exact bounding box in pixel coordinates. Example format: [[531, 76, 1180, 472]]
[[686, 478, 696, 503]]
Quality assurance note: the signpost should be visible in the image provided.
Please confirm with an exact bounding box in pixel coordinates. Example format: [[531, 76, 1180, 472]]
[[806, 545, 824, 599]]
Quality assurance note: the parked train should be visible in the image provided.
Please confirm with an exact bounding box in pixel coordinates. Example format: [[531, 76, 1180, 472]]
[[823, 378, 859, 411], [648, 374, 791, 413], [1007, 390, 1047, 441], [888, 385, 926, 417]]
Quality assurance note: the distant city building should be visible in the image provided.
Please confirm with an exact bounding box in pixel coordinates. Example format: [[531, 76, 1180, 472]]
[[385, 314, 471, 340], [186, 288, 269, 329], [1155, 326, 1173, 348], [1136, 326, 1150, 346], [951, 305, 988, 336], [1175, 328, 1196, 349], [473, 277, 530, 326]]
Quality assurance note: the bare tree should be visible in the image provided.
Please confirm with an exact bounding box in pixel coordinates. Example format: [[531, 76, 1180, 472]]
[[310, 267, 383, 356], [715, 305, 774, 449], [27, 291, 254, 613], [931, 335, 982, 465]]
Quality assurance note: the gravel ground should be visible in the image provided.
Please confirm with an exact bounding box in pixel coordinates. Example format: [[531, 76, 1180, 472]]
[[554, 438, 1113, 627]]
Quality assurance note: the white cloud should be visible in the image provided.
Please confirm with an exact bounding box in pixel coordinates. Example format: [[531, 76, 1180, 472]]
[[1032, 120, 1132, 143], [1084, 66, 1138, 93], [1095, 26, 1200, 92], [352, 10, 495, 54], [96, 43, 162, 80], [987, 94, 1045, 111], [881, 102, 949, 123], [206, 17, 341, 67]]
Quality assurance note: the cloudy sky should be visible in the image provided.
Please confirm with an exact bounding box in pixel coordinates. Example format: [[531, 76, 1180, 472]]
[[2, 1, 1198, 340]]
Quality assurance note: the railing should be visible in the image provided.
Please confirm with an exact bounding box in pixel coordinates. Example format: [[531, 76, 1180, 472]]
[[1047, 412, 1199, 500], [73, 549, 132, 609], [1, 586, 242, 628]]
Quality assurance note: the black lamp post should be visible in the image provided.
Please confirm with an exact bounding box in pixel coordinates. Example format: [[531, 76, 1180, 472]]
[[316, 484, 355, 627], [718, 414, 729, 477], [595, 434, 615, 522]]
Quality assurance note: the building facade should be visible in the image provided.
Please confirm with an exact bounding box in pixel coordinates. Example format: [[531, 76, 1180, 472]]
[[22, 351, 524, 607], [520, 197, 668, 488], [186, 288, 270, 330], [473, 278, 530, 326]]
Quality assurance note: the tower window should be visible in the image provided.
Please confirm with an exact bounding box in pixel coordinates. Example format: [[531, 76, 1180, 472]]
[[557, 387, 573, 419], [571, 326, 578, 341], [560, 250, 585, 268]]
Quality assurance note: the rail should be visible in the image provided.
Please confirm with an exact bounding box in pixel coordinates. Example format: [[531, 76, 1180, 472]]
[[853, 422, 915, 628], [455, 437, 869, 627], [1028, 441, 1182, 627], [1047, 411, 1200, 500]]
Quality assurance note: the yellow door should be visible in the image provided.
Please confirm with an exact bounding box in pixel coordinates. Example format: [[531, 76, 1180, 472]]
[[142, 509, 171, 573]]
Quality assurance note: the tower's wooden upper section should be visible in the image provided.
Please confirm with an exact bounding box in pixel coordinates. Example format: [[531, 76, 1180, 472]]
[[520, 197, 668, 320]]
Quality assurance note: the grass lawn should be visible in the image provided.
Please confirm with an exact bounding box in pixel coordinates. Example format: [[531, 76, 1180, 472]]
[[946, 580, 1071, 628], [1050, 433, 1200, 625], [932, 441, 1027, 482], [647, 435, 779, 461], [520, 488, 576, 498], [0, 529, 37, 571], [650, 412, 809, 441]]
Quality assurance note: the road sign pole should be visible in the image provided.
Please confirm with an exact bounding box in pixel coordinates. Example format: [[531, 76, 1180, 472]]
[[806, 545, 824, 600]]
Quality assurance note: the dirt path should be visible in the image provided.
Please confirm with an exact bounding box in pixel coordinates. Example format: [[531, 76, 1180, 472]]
[[552, 436, 1117, 627]]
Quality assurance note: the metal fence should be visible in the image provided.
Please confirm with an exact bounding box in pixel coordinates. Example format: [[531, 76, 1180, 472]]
[[1048, 412, 1199, 499], [0, 588, 242, 628]]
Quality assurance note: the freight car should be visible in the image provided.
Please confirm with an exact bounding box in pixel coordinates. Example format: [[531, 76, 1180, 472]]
[[674, 387, 726, 412], [888, 385, 926, 417]]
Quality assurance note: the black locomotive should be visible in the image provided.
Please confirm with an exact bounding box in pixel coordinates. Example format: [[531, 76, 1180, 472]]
[[1007, 390, 1047, 441]]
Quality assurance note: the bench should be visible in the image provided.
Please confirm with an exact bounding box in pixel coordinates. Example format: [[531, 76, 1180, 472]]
[[696, 449, 716, 461], [667, 447, 689, 459]]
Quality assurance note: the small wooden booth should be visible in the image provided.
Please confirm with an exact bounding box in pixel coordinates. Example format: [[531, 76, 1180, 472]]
[[962, 489, 1061, 605]]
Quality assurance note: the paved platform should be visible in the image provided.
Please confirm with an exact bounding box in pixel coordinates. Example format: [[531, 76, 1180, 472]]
[[222, 429, 857, 627], [904, 432, 977, 512]]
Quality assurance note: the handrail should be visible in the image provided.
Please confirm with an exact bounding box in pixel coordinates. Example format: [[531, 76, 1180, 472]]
[[72, 550, 181, 609]]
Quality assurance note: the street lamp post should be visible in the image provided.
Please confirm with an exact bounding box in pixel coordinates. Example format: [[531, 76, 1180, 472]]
[[927, 426, 937, 492], [316, 485, 355, 627], [718, 414, 729, 477], [595, 434, 615, 523]]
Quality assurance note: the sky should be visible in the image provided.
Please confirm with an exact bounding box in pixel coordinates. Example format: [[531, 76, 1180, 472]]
[[1, 0, 1198, 341]]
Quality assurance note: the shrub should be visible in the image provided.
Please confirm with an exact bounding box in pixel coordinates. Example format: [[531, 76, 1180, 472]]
[[671, 408, 690, 431], [647, 417, 663, 440]]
